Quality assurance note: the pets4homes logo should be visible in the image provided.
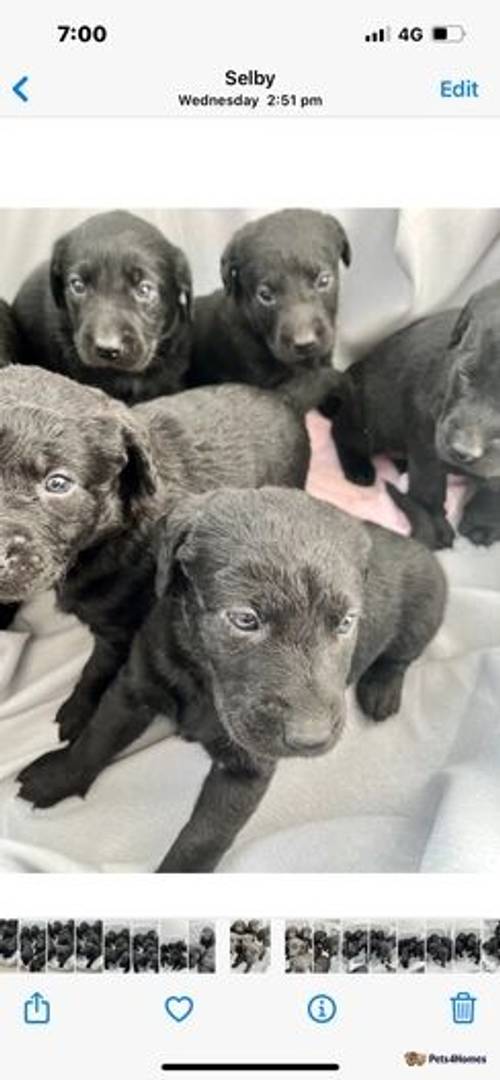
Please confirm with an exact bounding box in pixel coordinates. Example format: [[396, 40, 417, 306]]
[[405, 1052, 427, 1066], [404, 1050, 488, 1067]]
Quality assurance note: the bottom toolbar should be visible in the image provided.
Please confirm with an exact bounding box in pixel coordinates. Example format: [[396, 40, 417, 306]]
[[0, 970, 495, 1078]]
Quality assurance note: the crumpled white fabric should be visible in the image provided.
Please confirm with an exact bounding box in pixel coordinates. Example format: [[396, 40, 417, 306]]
[[0, 207, 499, 873]]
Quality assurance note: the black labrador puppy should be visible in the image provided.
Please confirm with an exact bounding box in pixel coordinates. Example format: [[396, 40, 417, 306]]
[[13, 211, 193, 405], [0, 366, 309, 746], [19, 487, 446, 873], [332, 281, 500, 548], [188, 208, 350, 411]]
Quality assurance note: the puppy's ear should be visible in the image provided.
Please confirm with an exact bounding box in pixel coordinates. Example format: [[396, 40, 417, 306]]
[[85, 403, 158, 519], [448, 304, 478, 353], [154, 495, 208, 597], [50, 237, 67, 308], [326, 215, 351, 268], [220, 234, 242, 297], [171, 246, 193, 322], [120, 419, 158, 516]]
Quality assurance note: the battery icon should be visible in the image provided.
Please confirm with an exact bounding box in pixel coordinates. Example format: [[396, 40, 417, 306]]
[[432, 25, 466, 42]]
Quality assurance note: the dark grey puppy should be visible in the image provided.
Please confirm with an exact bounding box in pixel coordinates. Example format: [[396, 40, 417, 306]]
[[13, 211, 193, 405], [18, 488, 446, 873], [188, 208, 350, 411], [0, 366, 309, 746], [332, 281, 500, 548]]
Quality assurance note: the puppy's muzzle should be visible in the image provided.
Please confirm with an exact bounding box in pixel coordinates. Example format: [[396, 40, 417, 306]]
[[0, 528, 45, 600], [78, 318, 153, 373], [278, 315, 334, 365], [445, 434, 484, 467], [284, 722, 340, 756]]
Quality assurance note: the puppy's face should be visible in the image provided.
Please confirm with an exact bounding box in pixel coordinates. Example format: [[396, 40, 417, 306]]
[[221, 209, 351, 369], [157, 488, 369, 762], [51, 211, 192, 374], [436, 284, 500, 477], [0, 367, 156, 602]]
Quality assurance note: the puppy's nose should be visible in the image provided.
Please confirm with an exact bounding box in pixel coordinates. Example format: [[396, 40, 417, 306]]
[[292, 333, 318, 356], [95, 345, 122, 362], [448, 436, 483, 464], [284, 720, 333, 752], [94, 334, 123, 362]]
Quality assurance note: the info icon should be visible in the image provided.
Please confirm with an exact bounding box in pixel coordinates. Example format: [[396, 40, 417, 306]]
[[307, 993, 337, 1024]]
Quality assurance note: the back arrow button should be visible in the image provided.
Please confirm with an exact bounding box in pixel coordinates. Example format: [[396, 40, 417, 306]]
[[12, 76, 29, 102]]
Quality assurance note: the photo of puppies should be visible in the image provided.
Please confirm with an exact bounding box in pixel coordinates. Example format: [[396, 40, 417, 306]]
[[0, 207, 498, 875], [189, 922, 216, 973], [341, 923, 369, 973], [76, 921, 104, 972], [47, 920, 75, 972], [132, 922, 159, 974], [19, 921, 46, 973], [397, 923, 426, 974], [0, 919, 18, 972], [369, 923, 397, 974], [314, 921, 341, 973], [285, 922, 314, 973], [453, 923, 481, 973], [159, 921, 189, 973], [426, 923, 453, 973], [231, 920, 271, 973], [104, 923, 131, 973], [482, 921, 500, 973]]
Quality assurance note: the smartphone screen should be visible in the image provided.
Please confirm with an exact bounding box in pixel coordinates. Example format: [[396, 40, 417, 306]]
[[0, 2, 499, 1076]]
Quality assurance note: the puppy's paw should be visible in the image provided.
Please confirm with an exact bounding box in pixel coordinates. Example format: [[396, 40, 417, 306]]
[[385, 484, 454, 550], [410, 514, 454, 550], [356, 664, 404, 722], [430, 516, 456, 550], [17, 749, 91, 808], [56, 696, 92, 743], [458, 516, 500, 547]]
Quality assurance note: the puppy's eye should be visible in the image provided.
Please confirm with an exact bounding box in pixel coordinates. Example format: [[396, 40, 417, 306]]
[[225, 608, 261, 632], [336, 611, 357, 635], [135, 280, 158, 301], [316, 271, 333, 291], [256, 285, 276, 307], [44, 473, 75, 495], [68, 275, 87, 297]]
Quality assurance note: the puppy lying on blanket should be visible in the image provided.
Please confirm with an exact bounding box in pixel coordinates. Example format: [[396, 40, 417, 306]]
[[189, 208, 350, 412], [332, 281, 500, 548], [0, 366, 309, 743], [13, 211, 193, 405], [19, 488, 446, 873]]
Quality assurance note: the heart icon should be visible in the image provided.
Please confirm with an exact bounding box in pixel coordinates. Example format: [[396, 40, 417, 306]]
[[164, 995, 194, 1023]]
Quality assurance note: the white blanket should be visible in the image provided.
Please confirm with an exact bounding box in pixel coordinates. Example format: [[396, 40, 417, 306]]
[[0, 207, 499, 873]]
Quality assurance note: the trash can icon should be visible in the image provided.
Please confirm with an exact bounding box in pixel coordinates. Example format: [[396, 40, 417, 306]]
[[451, 991, 476, 1024]]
